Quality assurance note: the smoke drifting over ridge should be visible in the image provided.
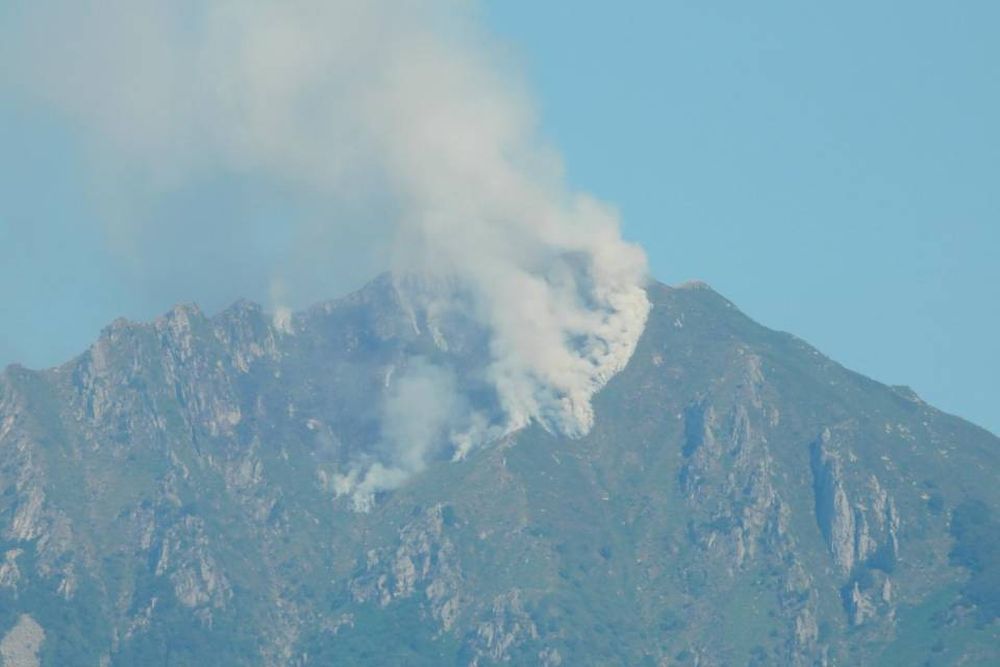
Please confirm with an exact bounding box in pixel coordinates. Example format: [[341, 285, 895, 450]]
[[2, 0, 651, 506]]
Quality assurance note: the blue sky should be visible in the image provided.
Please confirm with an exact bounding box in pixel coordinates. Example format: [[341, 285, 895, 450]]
[[485, 2, 999, 434], [1, 2, 997, 434]]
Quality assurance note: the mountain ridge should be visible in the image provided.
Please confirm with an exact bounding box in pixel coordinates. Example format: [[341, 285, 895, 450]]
[[7, 276, 990, 443], [0, 275, 997, 665]]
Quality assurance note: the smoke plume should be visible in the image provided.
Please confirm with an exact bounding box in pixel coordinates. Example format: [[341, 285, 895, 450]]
[[1, 0, 651, 507]]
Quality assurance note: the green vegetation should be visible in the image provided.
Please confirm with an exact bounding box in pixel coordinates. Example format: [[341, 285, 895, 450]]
[[950, 500, 1000, 621], [0, 279, 997, 664]]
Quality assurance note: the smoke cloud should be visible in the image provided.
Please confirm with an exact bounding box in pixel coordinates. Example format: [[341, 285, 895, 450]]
[[1, 0, 651, 507]]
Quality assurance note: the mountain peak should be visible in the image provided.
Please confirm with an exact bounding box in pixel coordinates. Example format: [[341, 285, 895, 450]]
[[0, 276, 997, 664]]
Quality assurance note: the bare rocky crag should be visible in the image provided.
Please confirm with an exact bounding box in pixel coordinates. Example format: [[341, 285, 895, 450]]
[[0, 275, 997, 665]]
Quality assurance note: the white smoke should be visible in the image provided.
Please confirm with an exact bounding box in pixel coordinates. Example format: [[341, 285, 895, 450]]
[[1, 0, 651, 508], [336, 357, 497, 512]]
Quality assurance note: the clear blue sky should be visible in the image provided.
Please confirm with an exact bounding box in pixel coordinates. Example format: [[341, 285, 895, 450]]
[[1, 2, 997, 434]]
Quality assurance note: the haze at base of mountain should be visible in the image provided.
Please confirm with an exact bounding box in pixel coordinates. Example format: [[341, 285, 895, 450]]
[[0, 275, 997, 665]]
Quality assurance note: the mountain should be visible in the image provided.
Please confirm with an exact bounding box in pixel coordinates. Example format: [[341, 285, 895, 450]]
[[1, 275, 997, 666]]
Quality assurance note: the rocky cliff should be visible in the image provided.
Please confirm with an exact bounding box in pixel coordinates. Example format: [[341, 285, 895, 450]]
[[0, 276, 997, 665]]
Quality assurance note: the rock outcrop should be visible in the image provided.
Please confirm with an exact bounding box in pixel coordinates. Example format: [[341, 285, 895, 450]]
[[0, 277, 996, 664]]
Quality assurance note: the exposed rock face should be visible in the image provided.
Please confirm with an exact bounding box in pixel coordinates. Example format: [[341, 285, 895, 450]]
[[811, 432, 858, 574], [809, 426, 904, 635], [0, 615, 44, 667], [679, 353, 788, 574], [810, 429, 900, 577], [157, 516, 230, 612], [0, 550, 22, 591], [471, 590, 538, 663], [0, 276, 997, 665], [350, 503, 463, 631]]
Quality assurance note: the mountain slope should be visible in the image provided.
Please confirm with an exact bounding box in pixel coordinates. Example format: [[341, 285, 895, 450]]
[[0, 277, 997, 665]]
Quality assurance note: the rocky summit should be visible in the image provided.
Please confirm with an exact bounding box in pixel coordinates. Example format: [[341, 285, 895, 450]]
[[0, 275, 997, 666]]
